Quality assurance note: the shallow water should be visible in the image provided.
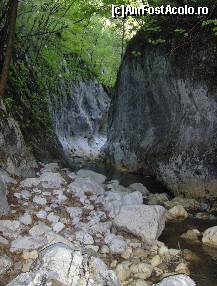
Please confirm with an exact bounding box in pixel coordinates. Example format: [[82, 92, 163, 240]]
[[71, 160, 169, 194], [161, 218, 217, 286], [72, 161, 217, 285]]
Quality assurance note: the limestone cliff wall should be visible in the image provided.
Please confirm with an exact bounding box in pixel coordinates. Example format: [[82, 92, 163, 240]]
[[107, 31, 217, 198]]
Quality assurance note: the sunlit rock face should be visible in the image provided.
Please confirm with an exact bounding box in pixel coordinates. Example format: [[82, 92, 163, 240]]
[[0, 106, 37, 177], [107, 30, 217, 198], [50, 79, 110, 164]]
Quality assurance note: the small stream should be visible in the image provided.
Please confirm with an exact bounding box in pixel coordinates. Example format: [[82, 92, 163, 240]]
[[70, 160, 217, 285]]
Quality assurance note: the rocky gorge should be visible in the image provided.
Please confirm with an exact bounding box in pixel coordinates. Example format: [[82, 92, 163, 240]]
[[1, 162, 213, 286], [1, 6, 217, 285]]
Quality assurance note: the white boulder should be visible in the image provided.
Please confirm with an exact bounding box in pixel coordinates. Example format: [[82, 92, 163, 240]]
[[39, 172, 66, 189], [202, 226, 217, 247], [154, 274, 196, 286], [128, 183, 149, 196], [77, 169, 106, 184], [7, 243, 119, 286], [104, 233, 127, 254], [68, 177, 105, 198], [114, 205, 166, 245]]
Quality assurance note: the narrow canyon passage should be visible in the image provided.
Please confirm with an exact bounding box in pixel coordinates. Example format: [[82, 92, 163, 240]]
[[1, 1, 217, 285]]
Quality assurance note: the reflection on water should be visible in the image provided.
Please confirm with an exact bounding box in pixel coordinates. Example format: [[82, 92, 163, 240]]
[[71, 160, 170, 194], [71, 160, 217, 286], [160, 218, 217, 286]]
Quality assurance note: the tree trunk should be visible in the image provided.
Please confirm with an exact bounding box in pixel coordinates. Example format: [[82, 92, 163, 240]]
[[121, 19, 125, 60], [0, 0, 19, 100]]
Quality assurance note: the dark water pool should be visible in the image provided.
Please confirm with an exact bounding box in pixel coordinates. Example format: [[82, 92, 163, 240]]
[[160, 218, 217, 286], [70, 160, 170, 194], [71, 161, 217, 285]]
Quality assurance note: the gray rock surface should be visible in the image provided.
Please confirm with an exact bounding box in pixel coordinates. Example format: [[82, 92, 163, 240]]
[[107, 31, 217, 198], [104, 190, 144, 218], [77, 169, 106, 184], [0, 106, 37, 177], [104, 233, 127, 254], [0, 169, 16, 184], [50, 79, 110, 162], [7, 242, 119, 286], [0, 177, 9, 215], [202, 226, 217, 247], [113, 205, 166, 246], [128, 183, 149, 196], [0, 255, 13, 275], [0, 220, 23, 239], [154, 274, 196, 286], [39, 171, 66, 189], [68, 177, 105, 197]]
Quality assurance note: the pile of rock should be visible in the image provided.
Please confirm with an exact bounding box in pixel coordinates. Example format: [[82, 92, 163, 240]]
[[0, 163, 196, 285]]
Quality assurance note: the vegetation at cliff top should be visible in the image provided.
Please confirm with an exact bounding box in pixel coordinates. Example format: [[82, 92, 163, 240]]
[[0, 0, 216, 134]]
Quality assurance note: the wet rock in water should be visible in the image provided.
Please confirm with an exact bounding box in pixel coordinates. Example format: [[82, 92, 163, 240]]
[[7, 242, 119, 286], [164, 198, 200, 212], [114, 205, 166, 246], [0, 255, 13, 275], [104, 233, 127, 254], [39, 172, 66, 189], [77, 169, 106, 184], [147, 193, 169, 205], [182, 249, 200, 263], [181, 229, 201, 243], [0, 177, 9, 215], [166, 205, 188, 221], [154, 274, 196, 286], [175, 262, 190, 275], [128, 183, 149, 196], [195, 212, 209, 220], [202, 226, 217, 247]]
